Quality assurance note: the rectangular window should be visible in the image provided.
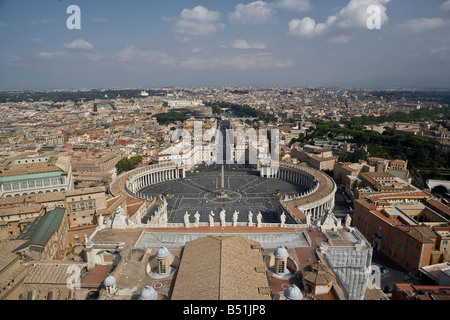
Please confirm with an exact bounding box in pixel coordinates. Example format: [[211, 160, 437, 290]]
[[36, 180, 43, 187], [28, 180, 36, 188], [43, 179, 50, 187], [277, 261, 286, 274], [3, 183, 11, 191], [158, 260, 166, 274], [20, 181, 28, 189], [12, 182, 20, 190]]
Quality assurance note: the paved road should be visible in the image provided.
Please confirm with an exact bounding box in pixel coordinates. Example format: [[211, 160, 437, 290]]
[[370, 250, 433, 291], [333, 191, 353, 219]]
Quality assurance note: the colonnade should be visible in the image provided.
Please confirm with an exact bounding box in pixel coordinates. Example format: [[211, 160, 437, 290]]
[[125, 163, 186, 195], [116, 160, 336, 227], [260, 165, 318, 190], [262, 163, 336, 224]]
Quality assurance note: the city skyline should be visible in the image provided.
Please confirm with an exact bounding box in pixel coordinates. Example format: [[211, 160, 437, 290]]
[[1, 0, 450, 90]]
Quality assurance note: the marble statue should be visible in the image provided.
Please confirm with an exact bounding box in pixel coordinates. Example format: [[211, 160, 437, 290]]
[[248, 211, 254, 226], [184, 211, 191, 228], [280, 213, 286, 227], [220, 209, 226, 226], [305, 211, 312, 226], [233, 210, 239, 226], [257, 212, 262, 227], [194, 211, 200, 227], [209, 211, 215, 226], [345, 214, 352, 229]]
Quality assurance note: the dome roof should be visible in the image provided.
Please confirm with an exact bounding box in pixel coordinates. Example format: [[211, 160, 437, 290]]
[[156, 247, 170, 259], [104, 275, 116, 286], [139, 286, 157, 300], [284, 285, 303, 300], [274, 246, 289, 258]]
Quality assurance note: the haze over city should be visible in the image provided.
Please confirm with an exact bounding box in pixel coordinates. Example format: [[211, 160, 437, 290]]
[[1, 0, 450, 308], [1, 0, 450, 90]]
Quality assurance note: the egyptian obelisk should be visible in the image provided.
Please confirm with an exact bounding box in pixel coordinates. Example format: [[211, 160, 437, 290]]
[[220, 164, 225, 197]]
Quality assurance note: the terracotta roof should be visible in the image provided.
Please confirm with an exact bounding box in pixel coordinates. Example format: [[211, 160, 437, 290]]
[[289, 207, 305, 220], [426, 199, 450, 218], [371, 209, 406, 226], [397, 226, 436, 244], [24, 261, 87, 284], [302, 261, 335, 285], [0, 204, 43, 217], [170, 235, 270, 300]]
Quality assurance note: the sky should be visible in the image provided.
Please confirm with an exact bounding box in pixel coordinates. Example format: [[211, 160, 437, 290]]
[[0, 0, 450, 90]]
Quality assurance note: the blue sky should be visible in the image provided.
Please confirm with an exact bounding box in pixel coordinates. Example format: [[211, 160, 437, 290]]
[[0, 0, 450, 90]]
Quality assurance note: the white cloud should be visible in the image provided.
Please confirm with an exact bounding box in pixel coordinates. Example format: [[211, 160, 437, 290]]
[[276, 0, 311, 12], [430, 46, 450, 62], [229, 1, 275, 26], [329, 34, 353, 44], [399, 17, 450, 33], [117, 46, 175, 67], [441, 1, 450, 11], [6, 55, 25, 67], [180, 52, 292, 70], [29, 19, 52, 26], [38, 52, 56, 58], [28, 37, 44, 43], [288, 0, 390, 40], [288, 17, 327, 38], [231, 39, 266, 49], [63, 39, 94, 51], [161, 15, 177, 22], [172, 6, 224, 39], [92, 17, 107, 23]]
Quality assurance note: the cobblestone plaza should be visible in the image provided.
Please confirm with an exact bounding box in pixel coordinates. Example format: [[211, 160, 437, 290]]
[[140, 163, 307, 224]]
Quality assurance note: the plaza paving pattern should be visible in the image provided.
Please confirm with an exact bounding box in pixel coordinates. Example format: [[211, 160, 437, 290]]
[[141, 163, 308, 224]]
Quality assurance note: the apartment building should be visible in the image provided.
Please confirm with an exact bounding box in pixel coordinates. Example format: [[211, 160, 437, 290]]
[[353, 192, 449, 275]]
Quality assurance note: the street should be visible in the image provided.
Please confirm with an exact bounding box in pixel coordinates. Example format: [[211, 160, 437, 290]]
[[333, 191, 353, 219]]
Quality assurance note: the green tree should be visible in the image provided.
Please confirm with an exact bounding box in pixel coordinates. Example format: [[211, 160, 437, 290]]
[[116, 156, 143, 174]]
